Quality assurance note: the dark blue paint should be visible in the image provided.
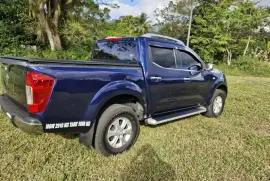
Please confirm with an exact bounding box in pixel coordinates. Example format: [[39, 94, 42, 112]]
[[27, 64, 145, 133], [0, 37, 227, 133]]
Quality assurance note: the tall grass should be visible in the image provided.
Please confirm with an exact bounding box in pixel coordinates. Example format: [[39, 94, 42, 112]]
[[0, 48, 90, 60], [216, 56, 270, 77]]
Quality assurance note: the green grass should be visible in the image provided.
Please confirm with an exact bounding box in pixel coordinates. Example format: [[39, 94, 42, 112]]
[[1, 76, 270, 181]]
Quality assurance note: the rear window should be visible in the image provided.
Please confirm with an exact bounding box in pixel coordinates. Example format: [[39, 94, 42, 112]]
[[92, 41, 137, 62]]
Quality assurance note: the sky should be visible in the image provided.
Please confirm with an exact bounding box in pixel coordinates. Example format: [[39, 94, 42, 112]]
[[104, 0, 270, 22], [105, 0, 175, 21]]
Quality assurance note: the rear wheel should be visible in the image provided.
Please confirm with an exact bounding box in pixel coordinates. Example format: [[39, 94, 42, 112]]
[[94, 104, 140, 156], [204, 89, 227, 118]]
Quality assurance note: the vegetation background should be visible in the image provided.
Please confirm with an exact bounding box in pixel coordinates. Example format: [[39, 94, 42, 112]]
[[0, 0, 270, 76]]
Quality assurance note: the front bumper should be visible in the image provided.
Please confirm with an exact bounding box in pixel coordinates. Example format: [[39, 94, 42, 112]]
[[0, 95, 43, 134]]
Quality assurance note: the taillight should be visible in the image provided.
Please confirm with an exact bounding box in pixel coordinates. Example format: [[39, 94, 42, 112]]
[[105, 37, 123, 41], [26, 71, 54, 113]]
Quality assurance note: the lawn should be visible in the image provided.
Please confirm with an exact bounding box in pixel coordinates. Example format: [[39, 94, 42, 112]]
[[0, 76, 270, 181]]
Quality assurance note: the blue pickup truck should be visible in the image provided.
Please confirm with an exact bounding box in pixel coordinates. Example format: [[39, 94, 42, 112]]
[[0, 34, 227, 156]]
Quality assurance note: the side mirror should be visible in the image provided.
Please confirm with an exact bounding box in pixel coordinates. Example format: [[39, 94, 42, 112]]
[[189, 65, 201, 76], [205, 63, 214, 71]]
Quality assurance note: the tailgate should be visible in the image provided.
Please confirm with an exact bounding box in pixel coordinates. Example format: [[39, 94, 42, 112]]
[[0, 62, 27, 108]]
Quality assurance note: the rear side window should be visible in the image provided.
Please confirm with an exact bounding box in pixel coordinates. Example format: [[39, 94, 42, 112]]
[[92, 41, 137, 62], [150, 46, 176, 69]]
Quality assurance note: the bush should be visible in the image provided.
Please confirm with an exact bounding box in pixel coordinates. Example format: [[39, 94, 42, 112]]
[[216, 56, 270, 77], [39, 49, 91, 60], [0, 47, 91, 61]]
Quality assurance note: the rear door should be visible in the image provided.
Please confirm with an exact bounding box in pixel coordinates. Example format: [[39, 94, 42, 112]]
[[146, 41, 200, 115]]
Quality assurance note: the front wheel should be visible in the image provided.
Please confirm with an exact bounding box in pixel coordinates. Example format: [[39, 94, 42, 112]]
[[204, 89, 227, 118], [94, 104, 140, 156]]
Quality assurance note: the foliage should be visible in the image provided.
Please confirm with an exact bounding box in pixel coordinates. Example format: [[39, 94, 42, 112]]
[[0, 47, 90, 60], [1, 0, 270, 71], [156, 0, 270, 66], [0, 0, 36, 50], [105, 13, 152, 37], [155, 1, 189, 41], [216, 56, 270, 77], [191, 0, 266, 64], [108, 16, 139, 37], [0, 0, 113, 54], [132, 13, 152, 35], [61, 1, 110, 51], [27, 0, 114, 51]]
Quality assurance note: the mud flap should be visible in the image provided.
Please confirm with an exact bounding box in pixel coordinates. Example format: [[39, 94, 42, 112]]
[[79, 121, 96, 149]]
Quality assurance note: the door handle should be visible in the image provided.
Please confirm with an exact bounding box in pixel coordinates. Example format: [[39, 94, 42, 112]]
[[184, 77, 191, 82], [150, 76, 162, 82]]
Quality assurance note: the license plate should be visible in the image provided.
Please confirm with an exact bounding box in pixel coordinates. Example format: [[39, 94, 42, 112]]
[[6, 112, 12, 119]]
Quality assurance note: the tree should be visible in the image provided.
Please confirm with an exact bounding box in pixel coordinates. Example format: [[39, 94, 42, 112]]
[[155, 1, 188, 39], [28, 0, 68, 51], [0, 0, 36, 51], [176, 0, 200, 46], [61, 1, 110, 51], [28, 0, 115, 51], [191, 0, 265, 65], [156, 0, 200, 46], [116, 15, 139, 36], [106, 13, 151, 37], [132, 13, 152, 35]]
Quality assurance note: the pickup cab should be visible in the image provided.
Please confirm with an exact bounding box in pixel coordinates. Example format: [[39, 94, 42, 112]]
[[0, 34, 227, 156]]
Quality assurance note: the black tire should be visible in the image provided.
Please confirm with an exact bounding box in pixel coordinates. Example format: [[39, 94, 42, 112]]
[[124, 102, 144, 121], [94, 104, 140, 156], [204, 89, 227, 118]]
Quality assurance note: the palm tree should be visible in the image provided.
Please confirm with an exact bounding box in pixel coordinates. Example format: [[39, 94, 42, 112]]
[[132, 13, 152, 35]]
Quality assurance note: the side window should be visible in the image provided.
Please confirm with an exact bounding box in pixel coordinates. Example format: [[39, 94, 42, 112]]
[[178, 51, 201, 70], [150, 46, 176, 69]]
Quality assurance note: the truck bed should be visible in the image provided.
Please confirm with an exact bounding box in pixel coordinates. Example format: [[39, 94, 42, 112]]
[[2, 56, 140, 67]]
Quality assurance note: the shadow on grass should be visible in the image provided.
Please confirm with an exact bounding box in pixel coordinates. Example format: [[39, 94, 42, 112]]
[[121, 144, 176, 181], [54, 133, 79, 140]]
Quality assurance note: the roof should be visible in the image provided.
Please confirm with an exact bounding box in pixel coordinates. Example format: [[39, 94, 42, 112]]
[[98, 34, 186, 48]]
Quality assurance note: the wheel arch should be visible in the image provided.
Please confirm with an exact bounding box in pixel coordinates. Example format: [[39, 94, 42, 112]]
[[207, 82, 228, 105], [84, 80, 146, 128], [96, 93, 145, 122], [216, 84, 228, 95]]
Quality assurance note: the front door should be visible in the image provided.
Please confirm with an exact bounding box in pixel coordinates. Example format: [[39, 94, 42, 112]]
[[176, 49, 209, 105]]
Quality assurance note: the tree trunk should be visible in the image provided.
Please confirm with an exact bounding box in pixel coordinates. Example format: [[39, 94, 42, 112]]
[[186, 7, 194, 47], [36, 1, 62, 51], [226, 47, 232, 66], [243, 36, 251, 56], [37, 2, 55, 51], [52, 34, 62, 50], [51, 0, 62, 50]]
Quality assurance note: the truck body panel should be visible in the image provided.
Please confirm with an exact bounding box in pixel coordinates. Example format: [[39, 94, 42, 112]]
[[0, 36, 227, 134]]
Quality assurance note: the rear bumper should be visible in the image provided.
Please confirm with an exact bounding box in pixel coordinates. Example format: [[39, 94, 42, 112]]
[[0, 95, 43, 134]]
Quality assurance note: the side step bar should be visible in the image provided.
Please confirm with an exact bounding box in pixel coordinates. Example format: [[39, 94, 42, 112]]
[[145, 106, 207, 126]]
